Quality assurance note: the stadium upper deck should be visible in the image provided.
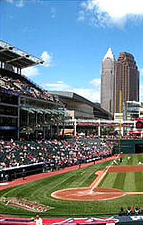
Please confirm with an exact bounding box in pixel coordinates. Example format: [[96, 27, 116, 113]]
[[0, 40, 43, 69], [0, 40, 64, 140]]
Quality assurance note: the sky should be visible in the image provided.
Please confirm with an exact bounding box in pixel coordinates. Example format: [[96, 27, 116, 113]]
[[1, 0, 143, 102]]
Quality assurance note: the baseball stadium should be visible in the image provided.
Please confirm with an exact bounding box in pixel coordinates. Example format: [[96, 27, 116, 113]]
[[0, 41, 143, 225]]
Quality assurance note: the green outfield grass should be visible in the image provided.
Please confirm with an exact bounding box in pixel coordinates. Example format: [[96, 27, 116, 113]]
[[99, 171, 143, 191], [99, 154, 143, 191], [121, 154, 143, 165], [0, 155, 143, 217]]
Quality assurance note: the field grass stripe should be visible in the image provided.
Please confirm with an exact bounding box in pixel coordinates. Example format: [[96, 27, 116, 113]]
[[129, 155, 133, 165], [122, 156, 129, 165], [79, 171, 97, 187], [137, 154, 143, 163], [70, 168, 96, 187], [78, 169, 97, 187], [69, 163, 108, 187], [123, 172, 136, 191], [112, 173, 126, 190], [30, 172, 79, 199], [99, 172, 117, 188], [132, 155, 138, 165], [134, 172, 143, 192]]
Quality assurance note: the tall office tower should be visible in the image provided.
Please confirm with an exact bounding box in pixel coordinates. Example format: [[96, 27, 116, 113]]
[[101, 48, 115, 114], [114, 52, 139, 113]]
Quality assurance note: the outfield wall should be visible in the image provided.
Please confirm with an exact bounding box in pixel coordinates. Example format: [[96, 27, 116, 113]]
[[113, 139, 143, 154]]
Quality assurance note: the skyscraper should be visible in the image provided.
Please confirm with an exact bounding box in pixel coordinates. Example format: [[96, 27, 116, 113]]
[[101, 48, 115, 114], [114, 52, 139, 113]]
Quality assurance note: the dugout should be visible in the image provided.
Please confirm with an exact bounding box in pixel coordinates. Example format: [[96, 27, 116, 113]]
[[113, 139, 143, 154], [0, 162, 45, 182]]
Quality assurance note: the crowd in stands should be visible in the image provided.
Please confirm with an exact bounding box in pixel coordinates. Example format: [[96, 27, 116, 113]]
[[0, 138, 113, 171], [119, 205, 143, 216], [0, 75, 59, 103]]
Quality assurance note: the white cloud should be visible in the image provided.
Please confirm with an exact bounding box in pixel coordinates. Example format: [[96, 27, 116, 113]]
[[140, 69, 143, 101], [6, 0, 24, 7], [41, 51, 52, 67], [45, 81, 70, 90], [21, 50, 53, 77], [74, 88, 100, 102], [51, 7, 56, 19], [78, 10, 85, 21], [140, 84, 143, 102], [90, 78, 101, 86], [44, 79, 100, 102], [79, 0, 143, 27], [22, 66, 39, 78], [22, 27, 35, 33], [16, 0, 24, 8], [140, 68, 143, 76], [6, 0, 13, 3]]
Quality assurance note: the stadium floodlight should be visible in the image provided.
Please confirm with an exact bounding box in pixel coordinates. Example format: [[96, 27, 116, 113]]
[[0, 45, 13, 52], [8, 46, 13, 50], [0, 41, 14, 52]]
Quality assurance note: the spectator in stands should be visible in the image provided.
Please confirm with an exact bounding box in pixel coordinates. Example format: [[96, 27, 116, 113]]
[[134, 205, 141, 215], [0, 137, 114, 180], [0, 74, 58, 103], [126, 206, 132, 216], [118, 207, 126, 216], [34, 214, 43, 225]]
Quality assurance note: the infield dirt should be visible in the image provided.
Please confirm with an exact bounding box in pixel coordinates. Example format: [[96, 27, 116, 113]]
[[52, 165, 143, 201]]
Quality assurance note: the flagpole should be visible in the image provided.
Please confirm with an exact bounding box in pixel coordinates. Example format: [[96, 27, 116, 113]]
[[119, 90, 123, 153]]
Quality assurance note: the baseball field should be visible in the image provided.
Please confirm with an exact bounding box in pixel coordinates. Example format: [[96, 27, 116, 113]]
[[0, 154, 143, 217]]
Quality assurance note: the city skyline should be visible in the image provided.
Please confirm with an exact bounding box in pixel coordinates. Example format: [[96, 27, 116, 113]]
[[101, 49, 139, 115], [1, 0, 143, 103], [101, 47, 115, 114], [114, 52, 139, 113]]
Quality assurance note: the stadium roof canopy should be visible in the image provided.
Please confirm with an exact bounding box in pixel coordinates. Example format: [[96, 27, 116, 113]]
[[50, 91, 94, 106], [0, 40, 44, 68], [50, 91, 113, 120]]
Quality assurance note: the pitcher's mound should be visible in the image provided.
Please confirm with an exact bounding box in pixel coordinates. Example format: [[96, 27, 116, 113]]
[[51, 187, 125, 201]]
